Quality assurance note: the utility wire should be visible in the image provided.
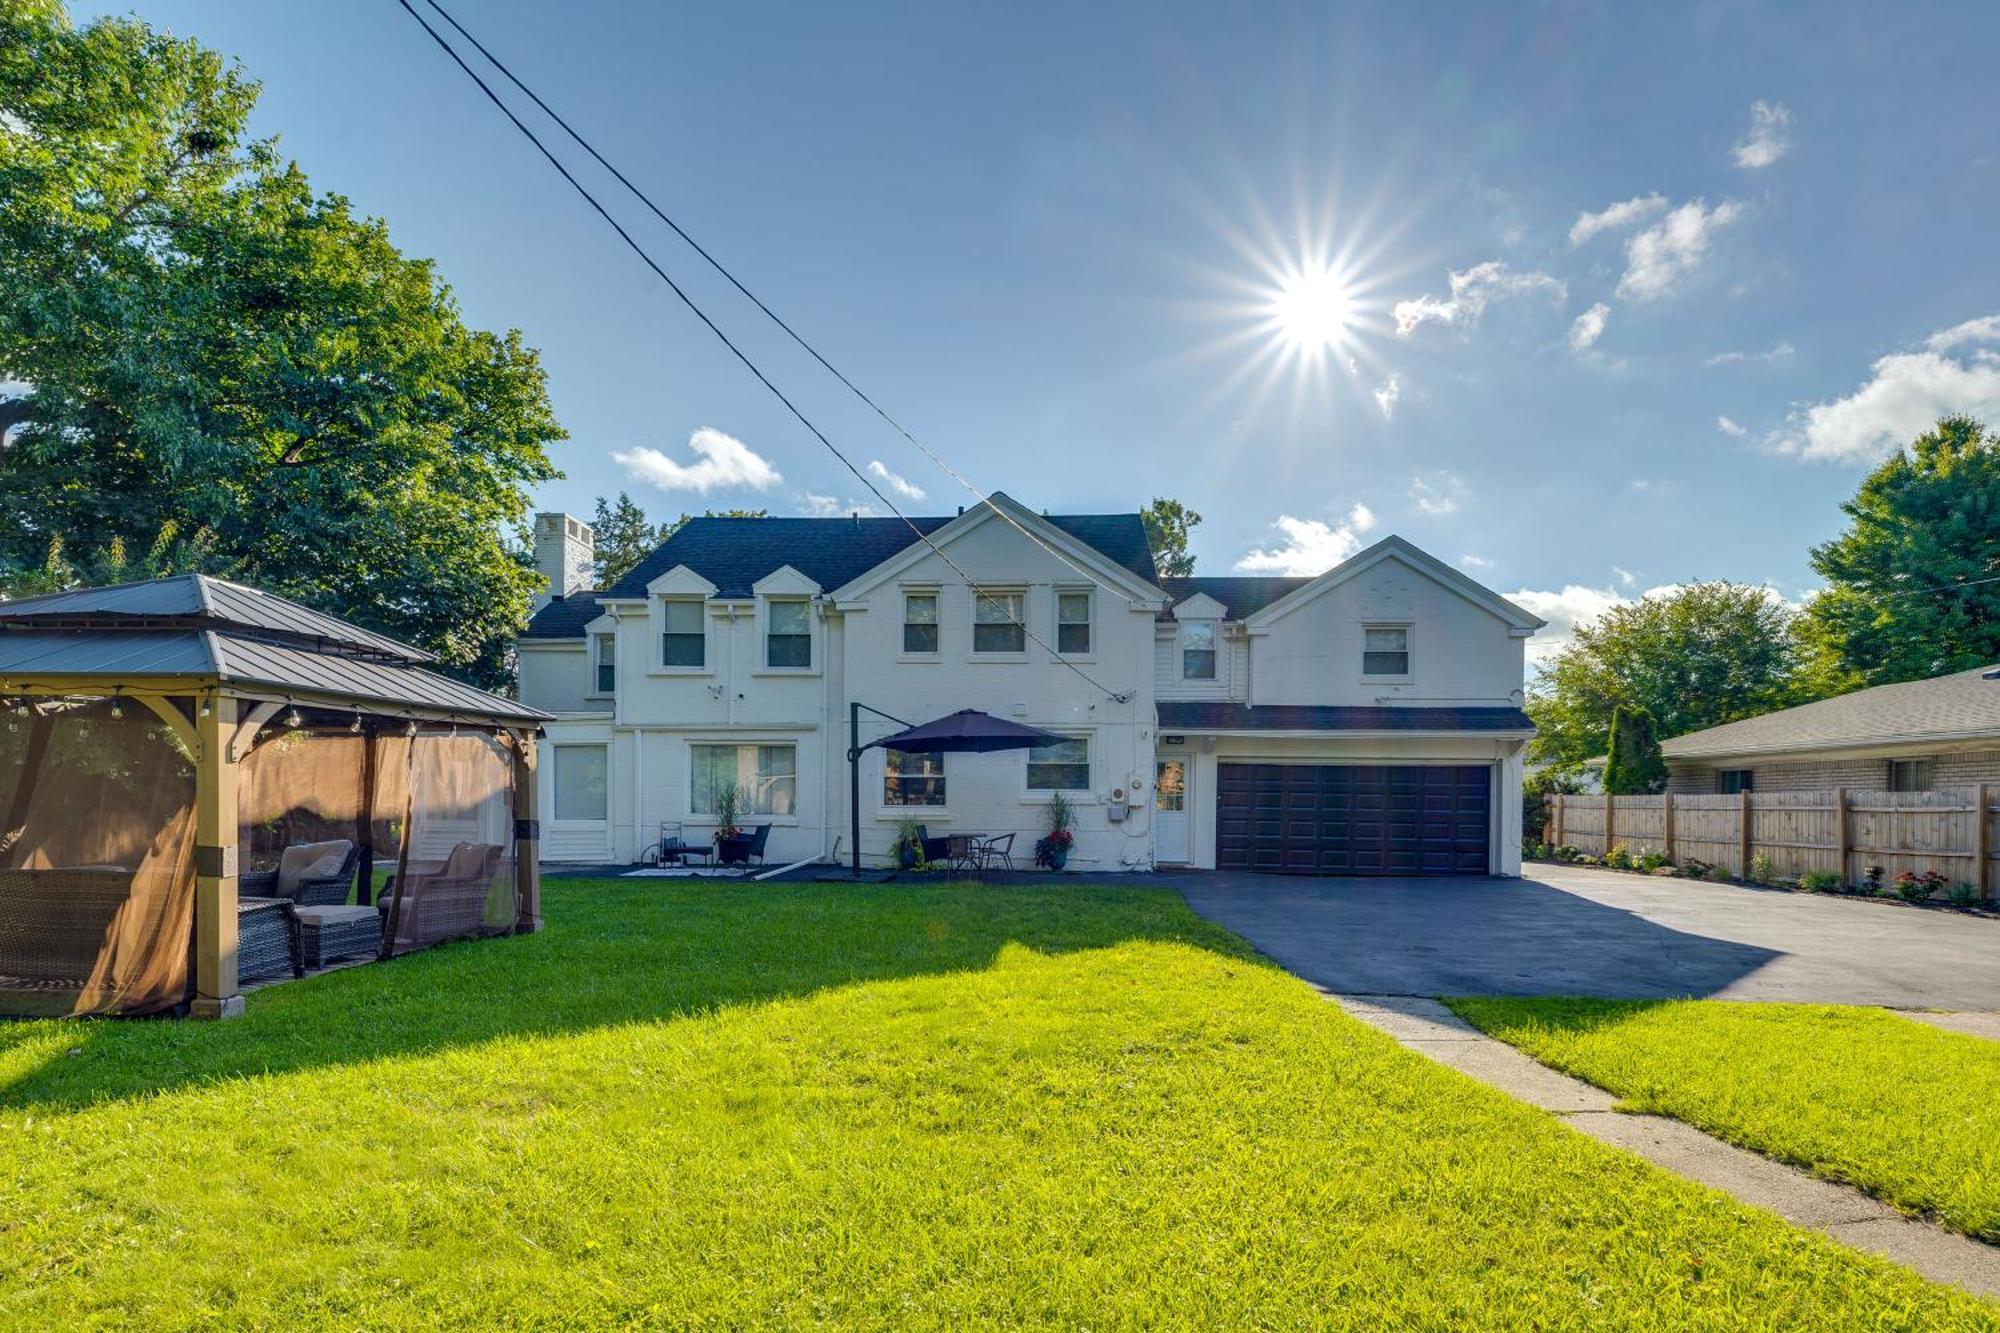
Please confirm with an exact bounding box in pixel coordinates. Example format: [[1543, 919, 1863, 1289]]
[[414, 0, 1149, 612], [393, 0, 1132, 701]]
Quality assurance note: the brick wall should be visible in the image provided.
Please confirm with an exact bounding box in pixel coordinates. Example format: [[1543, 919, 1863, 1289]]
[[1668, 748, 2000, 794]]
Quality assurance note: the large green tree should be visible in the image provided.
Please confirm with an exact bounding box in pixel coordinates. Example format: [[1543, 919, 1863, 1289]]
[[0, 2, 562, 686], [1804, 415, 2000, 686], [1601, 705, 1668, 795], [1141, 497, 1202, 578], [1528, 581, 1829, 769]]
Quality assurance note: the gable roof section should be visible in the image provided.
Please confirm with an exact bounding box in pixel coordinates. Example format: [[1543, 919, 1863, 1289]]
[[1242, 535, 1544, 633], [606, 503, 1159, 606], [523, 591, 606, 640], [1661, 666, 2000, 761], [1157, 576, 1313, 621], [0, 572, 434, 663]]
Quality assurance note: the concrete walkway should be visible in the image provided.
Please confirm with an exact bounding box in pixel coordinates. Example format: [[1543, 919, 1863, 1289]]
[[1333, 993, 2000, 1299]]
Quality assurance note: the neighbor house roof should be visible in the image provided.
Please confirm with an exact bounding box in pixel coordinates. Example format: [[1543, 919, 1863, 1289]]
[[1157, 576, 1313, 621], [1661, 665, 2000, 762], [604, 512, 1158, 602], [521, 590, 606, 640], [1156, 702, 1535, 733]]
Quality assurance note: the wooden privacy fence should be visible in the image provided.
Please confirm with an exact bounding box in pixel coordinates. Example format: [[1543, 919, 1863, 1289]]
[[1547, 788, 1998, 899]]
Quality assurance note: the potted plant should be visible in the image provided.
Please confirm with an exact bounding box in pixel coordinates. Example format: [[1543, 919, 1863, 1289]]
[[713, 783, 751, 863], [1033, 792, 1075, 871], [891, 818, 926, 871]]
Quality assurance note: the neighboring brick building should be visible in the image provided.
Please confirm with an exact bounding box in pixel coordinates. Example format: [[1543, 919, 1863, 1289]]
[[1662, 665, 2000, 794]]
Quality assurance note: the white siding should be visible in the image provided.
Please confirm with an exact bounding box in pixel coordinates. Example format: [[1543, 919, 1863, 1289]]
[[517, 643, 591, 715]]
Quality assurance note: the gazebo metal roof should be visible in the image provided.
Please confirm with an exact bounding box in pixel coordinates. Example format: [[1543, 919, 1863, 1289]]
[[0, 574, 547, 724]]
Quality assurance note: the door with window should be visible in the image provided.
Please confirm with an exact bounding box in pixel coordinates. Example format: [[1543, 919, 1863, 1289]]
[[1155, 759, 1191, 864]]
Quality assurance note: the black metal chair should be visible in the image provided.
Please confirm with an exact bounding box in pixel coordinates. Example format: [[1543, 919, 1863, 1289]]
[[717, 823, 772, 867], [975, 832, 1016, 871]]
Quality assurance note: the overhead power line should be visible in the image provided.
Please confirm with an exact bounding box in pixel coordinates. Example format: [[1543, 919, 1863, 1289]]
[[413, 0, 1146, 611], [392, 0, 1133, 701]]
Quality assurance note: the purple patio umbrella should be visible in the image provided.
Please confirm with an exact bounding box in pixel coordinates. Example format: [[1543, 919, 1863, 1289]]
[[844, 704, 1068, 874]]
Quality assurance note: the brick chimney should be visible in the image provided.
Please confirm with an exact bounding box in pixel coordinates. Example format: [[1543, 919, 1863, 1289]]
[[531, 512, 594, 613]]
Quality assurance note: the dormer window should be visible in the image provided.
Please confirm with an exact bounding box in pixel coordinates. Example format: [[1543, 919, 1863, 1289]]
[[661, 598, 705, 668], [1181, 621, 1216, 680], [592, 632, 616, 695], [766, 598, 812, 669], [1363, 625, 1411, 678]]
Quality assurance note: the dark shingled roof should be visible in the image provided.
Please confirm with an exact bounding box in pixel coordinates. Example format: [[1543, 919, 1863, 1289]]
[[1158, 576, 1314, 621], [1155, 702, 1535, 733], [602, 512, 1158, 603], [1661, 664, 2000, 760], [521, 590, 606, 640]]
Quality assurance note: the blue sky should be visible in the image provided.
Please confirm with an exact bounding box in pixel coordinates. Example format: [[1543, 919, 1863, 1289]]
[[75, 1, 2000, 652]]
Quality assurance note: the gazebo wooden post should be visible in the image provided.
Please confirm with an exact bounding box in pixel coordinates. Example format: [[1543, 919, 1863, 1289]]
[[357, 727, 378, 907], [192, 694, 244, 1020], [512, 730, 542, 933]]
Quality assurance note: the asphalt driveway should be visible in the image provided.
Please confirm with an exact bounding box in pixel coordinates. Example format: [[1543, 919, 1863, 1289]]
[[1172, 863, 2000, 1008]]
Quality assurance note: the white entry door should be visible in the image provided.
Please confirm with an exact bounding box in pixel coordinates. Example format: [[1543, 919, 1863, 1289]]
[[1155, 759, 1191, 864]]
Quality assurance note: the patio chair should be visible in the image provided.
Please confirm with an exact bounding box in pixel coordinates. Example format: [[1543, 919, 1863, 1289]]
[[381, 841, 503, 951], [974, 832, 1016, 871], [241, 840, 359, 907], [717, 823, 771, 868], [916, 825, 953, 866]]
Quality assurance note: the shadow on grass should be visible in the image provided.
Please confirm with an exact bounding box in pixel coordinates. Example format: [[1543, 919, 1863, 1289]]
[[0, 879, 1260, 1112]]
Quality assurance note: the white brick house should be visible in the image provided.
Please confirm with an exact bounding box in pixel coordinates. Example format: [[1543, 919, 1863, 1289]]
[[517, 496, 1543, 875]]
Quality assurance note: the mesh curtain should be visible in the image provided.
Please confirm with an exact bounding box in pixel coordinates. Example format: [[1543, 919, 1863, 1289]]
[[239, 730, 411, 894], [0, 698, 197, 1017], [382, 731, 517, 957]]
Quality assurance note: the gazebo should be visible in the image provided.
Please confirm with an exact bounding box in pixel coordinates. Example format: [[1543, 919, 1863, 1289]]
[[0, 574, 550, 1019]]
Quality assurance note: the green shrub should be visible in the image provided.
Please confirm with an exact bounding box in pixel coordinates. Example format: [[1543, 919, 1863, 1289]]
[[1703, 864, 1731, 883], [1636, 850, 1671, 873], [1748, 853, 1776, 885], [1680, 857, 1713, 880], [1860, 865, 1885, 895], [1895, 870, 1947, 904], [1949, 882, 1979, 908], [1604, 844, 1634, 871], [1798, 871, 1842, 894]]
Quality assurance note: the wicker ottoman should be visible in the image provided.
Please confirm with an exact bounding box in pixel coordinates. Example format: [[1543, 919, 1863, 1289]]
[[238, 897, 300, 981], [292, 905, 384, 969]]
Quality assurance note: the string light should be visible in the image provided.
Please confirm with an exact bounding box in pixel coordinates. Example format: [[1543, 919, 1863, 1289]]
[[284, 706, 303, 729], [405, 719, 419, 737], [349, 712, 364, 734]]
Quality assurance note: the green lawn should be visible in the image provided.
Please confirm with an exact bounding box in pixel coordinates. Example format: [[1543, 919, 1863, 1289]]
[[0, 883, 1992, 1328], [1450, 997, 2000, 1244]]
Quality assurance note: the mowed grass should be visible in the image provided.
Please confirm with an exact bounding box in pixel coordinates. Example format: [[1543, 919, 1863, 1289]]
[[0, 883, 1992, 1329], [1451, 997, 2000, 1243]]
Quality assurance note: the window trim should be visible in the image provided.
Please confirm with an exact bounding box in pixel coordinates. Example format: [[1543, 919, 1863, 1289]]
[[1361, 622, 1413, 681], [971, 586, 1028, 657], [901, 587, 941, 658], [882, 748, 947, 809], [1180, 619, 1218, 681], [1054, 586, 1093, 658], [589, 631, 617, 698], [657, 596, 708, 673], [1717, 768, 1755, 795], [551, 743, 610, 823], [687, 741, 800, 823], [761, 596, 815, 673], [1024, 731, 1093, 796], [1887, 758, 1934, 793]]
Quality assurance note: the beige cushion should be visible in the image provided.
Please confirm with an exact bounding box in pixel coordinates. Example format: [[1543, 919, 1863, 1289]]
[[277, 840, 352, 897], [440, 842, 497, 880]]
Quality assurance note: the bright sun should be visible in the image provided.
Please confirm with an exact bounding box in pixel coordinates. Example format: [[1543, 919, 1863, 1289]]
[[1270, 263, 1355, 352]]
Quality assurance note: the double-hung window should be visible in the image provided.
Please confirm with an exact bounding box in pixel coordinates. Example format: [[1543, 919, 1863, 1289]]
[[661, 598, 705, 668], [592, 632, 616, 695], [766, 599, 812, 668], [552, 744, 608, 821], [690, 744, 797, 817], [1717, 769, 1754, 795], [1887, 758, 1933, 793], [1056, 590, 1091, 655], [1026, 735, 1090, 792], [1363, 625, 1411, 677], [973, 589, 1026, 654], [903, 591, 939, 654], [884, 749, 946, 806], [1181, 622, 1216, 680]]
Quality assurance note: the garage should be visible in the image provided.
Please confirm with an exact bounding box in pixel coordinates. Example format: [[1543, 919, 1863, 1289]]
[[1215, 762, 1490, 875]]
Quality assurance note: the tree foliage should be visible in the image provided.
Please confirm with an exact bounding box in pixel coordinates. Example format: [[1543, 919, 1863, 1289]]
[[1804, 415, 2000, 687], [0, 2, 562, 685], [1141, 497, 1202, 578], [1528, 581, 1825, 769], [1601, 705, 1667, 795]]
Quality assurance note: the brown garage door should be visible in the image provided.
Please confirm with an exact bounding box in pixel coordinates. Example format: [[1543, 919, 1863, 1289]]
[[1215, 763, 1490, 875]]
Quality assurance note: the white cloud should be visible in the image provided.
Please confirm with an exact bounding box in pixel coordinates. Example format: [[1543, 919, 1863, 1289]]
[[1408, 471, 1466, 516], [1459, 554, 1493, 571], [1732, 100, 1793, 169], [1568, 303, 1610, 354], [1611, 566, 1637, 587], [1705, 340, 1795, 366], [1716, 415, 1747, 438], [865, 459, 925, 501], [1510, 585, 1630, 665], [1772, 317, 2000, 463], [1236, 504, 1377, 576], [1568, 193, 1667, 248], [1928, 316, 2000, 352], [613, 427, 782, 494], [797, 493, 883, 518], [1617, 200, 1743, 301], [1372, 375, 1402, 419], [1393, 261, 1566, 336]]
